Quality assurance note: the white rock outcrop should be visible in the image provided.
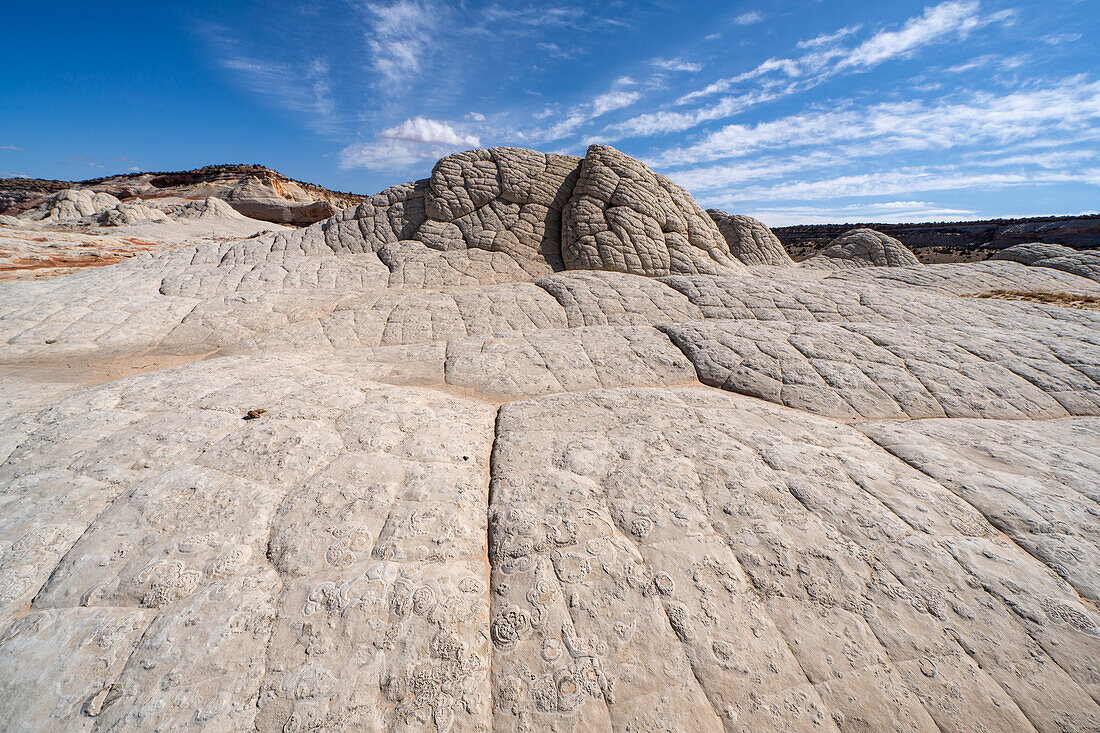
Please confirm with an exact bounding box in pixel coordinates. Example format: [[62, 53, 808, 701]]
[[707, 209, 794, 266], [0, 146, 1098, 731], [805, 227, 922, 269], [992, 242, 1100, 283]]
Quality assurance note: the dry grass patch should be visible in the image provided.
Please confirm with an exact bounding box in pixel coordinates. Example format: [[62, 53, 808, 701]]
[[969, 289, 1100, 310]]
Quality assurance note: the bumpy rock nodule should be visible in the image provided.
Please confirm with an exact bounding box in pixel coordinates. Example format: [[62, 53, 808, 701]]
[[707, 209, 795, 267], [805, 227, 922, 269], [1, 145, 1099, 732]]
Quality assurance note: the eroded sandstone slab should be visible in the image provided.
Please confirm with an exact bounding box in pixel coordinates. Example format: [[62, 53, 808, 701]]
[[1, 145, 1098, 731]]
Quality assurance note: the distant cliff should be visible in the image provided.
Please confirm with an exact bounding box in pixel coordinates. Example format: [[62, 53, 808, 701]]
[[0, 164, 369, 226], [775, 215, 1100, 261]]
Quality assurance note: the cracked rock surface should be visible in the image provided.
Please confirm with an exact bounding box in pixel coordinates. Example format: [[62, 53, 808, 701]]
[[992, 243, 1100, 283], [1, 145, 1099, 732], [805, 228, 923, 270], [707, 210, 794, 267]]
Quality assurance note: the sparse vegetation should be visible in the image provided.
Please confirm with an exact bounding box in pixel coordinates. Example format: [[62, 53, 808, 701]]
[[969, 290, 1100, 310]]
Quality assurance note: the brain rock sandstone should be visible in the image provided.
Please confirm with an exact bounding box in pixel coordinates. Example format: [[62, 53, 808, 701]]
[[707, 210, 794, 267], [805, 227, 923, 269], [1, 145, 1099, 732]]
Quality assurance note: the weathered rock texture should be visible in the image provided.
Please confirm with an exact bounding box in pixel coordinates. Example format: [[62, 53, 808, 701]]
[[563, 146, 740, 276], [1, 145, 1098, 732], [707, 209, 794, 266], [805, 228, 922, 269], [992, 243, 1100, 283]]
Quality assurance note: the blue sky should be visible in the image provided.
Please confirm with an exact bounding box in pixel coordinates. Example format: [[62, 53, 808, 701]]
[[2, 0, 1098, 225]]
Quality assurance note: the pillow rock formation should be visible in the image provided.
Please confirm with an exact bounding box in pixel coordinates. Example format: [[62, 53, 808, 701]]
[[1, 145, 1099, 732], [805, 227, 923, 269], [707, 210, 795, 267], [992, 242, 1100, 283]]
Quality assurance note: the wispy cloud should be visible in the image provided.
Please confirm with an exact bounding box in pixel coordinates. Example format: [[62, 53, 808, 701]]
[[712, 167, 1093, 204], [734, 11, 764, 25], [740, 201, 977, 227], [0, 145, 21, 151], [537, 42, 574, 59], [221, 56, 337, 133], [1042, 32, 1082, 46], [607, 89, 780, 139], [534, 78, 645, 142], [840, 1, 1007, 70], [797, 25, 862, 49], [655, 77, 1100, 169], [649, 57, 703, 73], [944, 54, 1027, 74], [592, 90, 643, 116], [634, 0, 1015, 141], [363, 0, 438, 93], [204, 16, 342, 138]]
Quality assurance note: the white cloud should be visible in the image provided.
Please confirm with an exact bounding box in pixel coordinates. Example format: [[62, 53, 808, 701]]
[[533, 80, 645, 141], [380, 117, 479, 146], [650, 57, 703, 73], [0, 145, 20, 151], [341, 117, 479, 170], [720, 168, 1087, 203], [537, 42, 574, 59], [592, 90, 642, 116], [1042, 32, 1081, 46], [610, 89, 781, 138], [735, 202, 976, 227], [837, 1, 987, 70], [653, 78, 1100, 168], [797, 25, 861, 49], [663, 153, 838, 192], [661, 1, 1013, 133], [340, 140, 433, 170], [465, 112, 486, 122], [734, 11, 764, 25], [945, 54, 1026, 74], [364, 0, 437, 93]]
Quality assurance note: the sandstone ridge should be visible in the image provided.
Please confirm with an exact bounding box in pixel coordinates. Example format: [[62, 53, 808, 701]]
[[1, 164, 367, 226]]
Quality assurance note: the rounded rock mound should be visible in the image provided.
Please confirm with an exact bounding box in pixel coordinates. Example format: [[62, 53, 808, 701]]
[[18, 189, 122, 222], [414, 146, 582, 270], [805, 227, 921, 269], [992, 242, 1100, 283], [562, 145, 743, 276], [707, 209, 793, 266]]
